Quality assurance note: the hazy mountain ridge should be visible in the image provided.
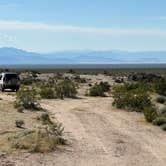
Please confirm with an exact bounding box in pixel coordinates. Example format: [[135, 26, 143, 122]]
[[0, 47, 166, 64]]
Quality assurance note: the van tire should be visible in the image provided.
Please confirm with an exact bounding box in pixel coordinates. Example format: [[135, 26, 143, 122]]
[[15, 88, 19, 92], [12, 89, 15, 92]]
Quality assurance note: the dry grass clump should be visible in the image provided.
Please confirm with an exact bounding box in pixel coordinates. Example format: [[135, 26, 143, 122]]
[[10, 113, 66, 153]]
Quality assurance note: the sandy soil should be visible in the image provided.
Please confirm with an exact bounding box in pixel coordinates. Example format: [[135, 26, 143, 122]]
[[1, 94, 166, 166]]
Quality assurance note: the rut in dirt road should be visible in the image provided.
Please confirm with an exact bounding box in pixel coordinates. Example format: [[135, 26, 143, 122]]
[[1, 93, 166, 166], [40, 97, 166, 166]]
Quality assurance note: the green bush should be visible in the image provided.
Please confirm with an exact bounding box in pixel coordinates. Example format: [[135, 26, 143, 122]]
[[152, 117, 166, 126], [156, 96, 166, 104], [56, 80, 77, 99], [39, 113, 53, 125], [158, 106, 166, 117], [99, 81, 111, 92], [124, 82, 151, 92], [89, 82, 110, 97], [143, 106, 158, 123], [154, 78, 166, 96], [112, 84, 151, 112], [15, 120, 25, 128], [21, 76, 34, 85], [89, 84, 105, 97], [15, 86, 41, 110], [40, 88, 55, 99]]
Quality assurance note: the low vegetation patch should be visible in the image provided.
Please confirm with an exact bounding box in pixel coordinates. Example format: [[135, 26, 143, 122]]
[[74, 75, 87, 83], [112, 83, 151, 112], [21, 75, 37, 86], [89, 81, 110, 97], [40, 88, 56, 99], [14, 86, 42, 111], [152, 117, 166, 126], [156, 96, 166, 104], [158, 106, 166, 117], [112, 81, 166, 131], [15, 120, 25, 128], [154, 78, 166, 96], [143, 106, 158, 123], [10, 113, 66, 153], [56, 80, 77, 99]]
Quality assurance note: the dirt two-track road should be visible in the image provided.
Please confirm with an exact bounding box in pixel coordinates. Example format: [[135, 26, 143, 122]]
[[1, 94, 166, 166]]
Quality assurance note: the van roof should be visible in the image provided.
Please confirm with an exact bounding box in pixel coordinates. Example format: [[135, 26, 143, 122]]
[[1, 72, 18, 75]]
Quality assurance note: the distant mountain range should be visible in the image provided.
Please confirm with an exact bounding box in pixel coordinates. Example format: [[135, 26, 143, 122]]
[[0, 47, 166, 64]]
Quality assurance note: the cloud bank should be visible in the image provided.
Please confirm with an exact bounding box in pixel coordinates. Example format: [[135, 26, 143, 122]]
[[0, 20, 165, 37]]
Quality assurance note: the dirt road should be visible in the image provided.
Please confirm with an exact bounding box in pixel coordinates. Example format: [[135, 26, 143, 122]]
[[1, 95, 166, 166]]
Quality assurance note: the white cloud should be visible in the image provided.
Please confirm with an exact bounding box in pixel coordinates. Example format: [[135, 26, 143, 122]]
[[151, 16, 166, 21], [0, 20, 166, 37]]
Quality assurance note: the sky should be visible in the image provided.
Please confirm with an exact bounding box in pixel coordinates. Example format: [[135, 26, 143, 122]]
[[0, 0, 166, 52]]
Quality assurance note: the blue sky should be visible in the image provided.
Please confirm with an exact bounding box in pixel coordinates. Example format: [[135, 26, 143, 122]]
[[0, 0, 166, 52]]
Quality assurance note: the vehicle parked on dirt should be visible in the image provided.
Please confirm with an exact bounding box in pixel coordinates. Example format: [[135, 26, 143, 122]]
[[0, 72, 20, 92]]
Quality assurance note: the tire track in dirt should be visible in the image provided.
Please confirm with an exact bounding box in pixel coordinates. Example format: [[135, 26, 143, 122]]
[[4, 96, 166, 166], [73, 111, 160, 166], [41, 97, 166, 166]]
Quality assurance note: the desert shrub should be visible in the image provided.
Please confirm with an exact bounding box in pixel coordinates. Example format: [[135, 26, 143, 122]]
[[31, 70, 39, 78], [21, 76, 34, 85], [112, 84, 151, 112], [15, 86, 41, 110], [154, 78, 166, 96], [143, 106, 158, 123], [114, 78, 124, 83], [47, 77, 57, 85], [161, 124, 166, 131], [10, 114, 66, 153], [21, 72, 41, 85], [56, 80, 77, 99], [89, 84, 105, 97], [15, 120, 25, 128], [89, 82, 110, 97], [38, 113, 53, 125], [124, 82, 151, 92], [158, 106, 166, 117], [40, 88, 55, 99], [156, 96, 166, 104], [103, 70, 109, 75], [74, 75, 87, 83], [128, 73, 161, 82], [99, 81, 111, 92], [68, 69, 76, 74], [152, 117, 166, 126]]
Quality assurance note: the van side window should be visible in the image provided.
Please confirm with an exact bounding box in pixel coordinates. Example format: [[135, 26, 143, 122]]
[[0, 75, 2, 80]]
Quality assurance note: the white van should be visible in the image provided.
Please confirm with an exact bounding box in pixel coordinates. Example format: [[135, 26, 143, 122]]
[[0, 73, 20, 92]]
